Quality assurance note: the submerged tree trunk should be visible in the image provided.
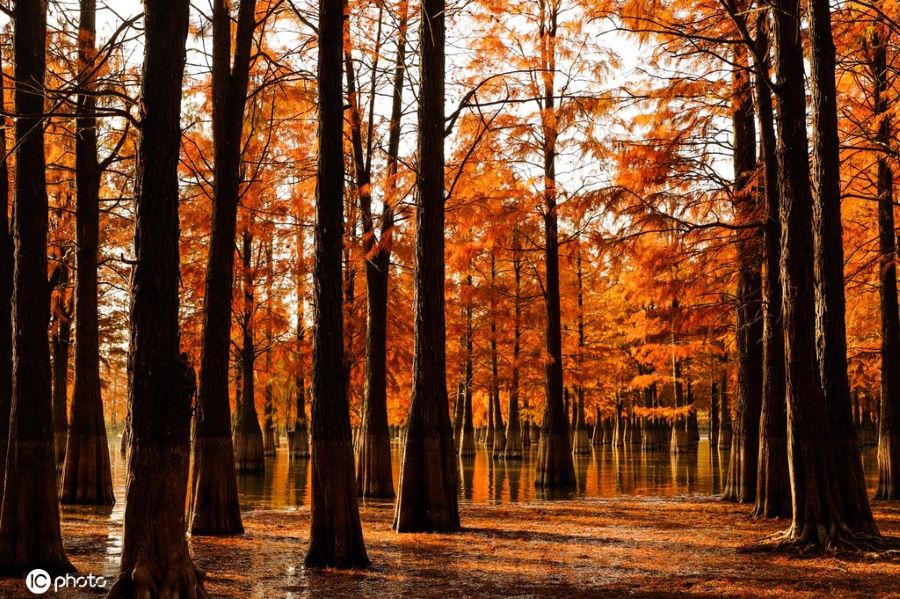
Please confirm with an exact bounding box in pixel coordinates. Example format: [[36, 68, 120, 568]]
[[0, 0, 73, 575], [234, 230, 264, 472], [460, 276, 476, 457], [62, 0, 115, 505], [505, 238, 524, 459], [769, 0, 880, 549], [290, 225, 310, 459], [190, 0, 256, 535], [393, 0, 460, 532], [724, 48, 763, 504], [305, 0, 369, 567], [351, 3, 407, 496], [106, 2, 204, 594], [534, 0, 575, 490], [752, 14, 790, 518]]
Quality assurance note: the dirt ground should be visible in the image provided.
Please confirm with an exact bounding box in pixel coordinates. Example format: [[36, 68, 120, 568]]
[[2, 495, 898, 597]]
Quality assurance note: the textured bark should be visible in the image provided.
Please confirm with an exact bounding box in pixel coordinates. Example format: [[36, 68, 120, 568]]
[[394, 0, 459, 532], [724, 48, 763, 504], [61, 0, 114, 506], [752, 14, 790, 518], [106, 2, 205, 594], [305, 0, 369, 567], [0, 0, 72, 574], [191, 0, 256, 536], [768, 0, 880, 549]]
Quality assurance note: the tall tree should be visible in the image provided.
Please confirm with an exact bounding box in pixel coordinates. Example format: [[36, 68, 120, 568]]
[[768, 0, 880, 549], [349, 0, 409, 498], [106, 0, 205, 594], [751, 11, 790, 518], [534, 0, 576, 489], [190, 0, 258, 535], [807, 0, 876, 530], [234, 227, 264, 472], [0, 0, 73, 574], [393, 0, 461, 531], [723, 41, 763, 504], [305, 0, 369, 567], [61, 0, 115, 506]]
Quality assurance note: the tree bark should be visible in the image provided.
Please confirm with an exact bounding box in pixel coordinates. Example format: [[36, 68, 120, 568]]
[[61, 0, 115, 506], [106, 1, 205, 594], [0, 0, 73, 575], [305, 0, 369, 567], [504, 236, 524, 459], [723, 44, 763, 504], [393, 0, 460, 532], [489, 251, 506, 458], [190, 0, 257, 536], [460, 281, 476, 457], [768, 0, 880, 549], [752, 13, 790, 518], [289, 223, 309, 458]]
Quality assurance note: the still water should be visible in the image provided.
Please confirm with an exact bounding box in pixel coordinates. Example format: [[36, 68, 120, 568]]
[[59, 436, 880, 579], [84, 436, 881, 516]]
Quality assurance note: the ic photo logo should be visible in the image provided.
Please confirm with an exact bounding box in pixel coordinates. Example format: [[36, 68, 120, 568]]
[[25, 569, 107, 595]]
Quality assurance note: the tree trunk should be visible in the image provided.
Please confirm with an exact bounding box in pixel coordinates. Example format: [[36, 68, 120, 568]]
[[769, 0, 880, 549], [190, 0, 256, 536], [0, 0, 73, 575], [807, 0, 876, 531], [263, 241, 276, 457], [535, 0, 575, 490], [489, 252, 506, 459], [234, 229, 264, 472], [572, 241, 591, 455], [106, 1, 204, 594], [393, 0, 460, 532], [51, 259, 71, 467], [710, 381, 719, 448], [717, 366, 732, 453], [305, 0, 369, 567], [289, 223, 310, 458], [61, 0, 115, 506], [752, 13, 790, 518], [460, 277, 476, 457], [724, 47, 763, 504], [868, 29, 900, 500], [504, 237, 524, 459]]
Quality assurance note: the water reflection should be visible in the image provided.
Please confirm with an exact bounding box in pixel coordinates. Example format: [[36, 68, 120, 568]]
[[94, 436, 882, 517]]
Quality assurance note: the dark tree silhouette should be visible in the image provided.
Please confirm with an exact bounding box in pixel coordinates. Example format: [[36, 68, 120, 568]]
[[106, 1, 206, 594], [61, 0, 115, 506], [190, 0, 257, 535], [305, 0, 369, 567], [393, 0, 461, 532], [0, 0, 73, 575]]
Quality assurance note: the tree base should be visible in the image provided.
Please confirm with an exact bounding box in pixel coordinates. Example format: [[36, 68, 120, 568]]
[[60, 433, 115, 505], [190, 436, 244, 536], [288, 427, 310, 458], [535, 432, 576, 489], [234, 428, 264, 473], [741, 524, 895, 556], [107, 552, 208, 599]]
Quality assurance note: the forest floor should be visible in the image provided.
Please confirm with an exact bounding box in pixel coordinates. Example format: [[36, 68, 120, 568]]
[[3, 495, 899, 597]]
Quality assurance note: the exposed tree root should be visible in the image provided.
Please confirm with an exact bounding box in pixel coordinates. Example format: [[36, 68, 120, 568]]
[[739, 525, 900, 558], [107, 554, 208, 599]]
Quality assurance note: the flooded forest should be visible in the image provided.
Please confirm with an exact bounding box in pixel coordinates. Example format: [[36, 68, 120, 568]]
[[0, 0, 899, 596]]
